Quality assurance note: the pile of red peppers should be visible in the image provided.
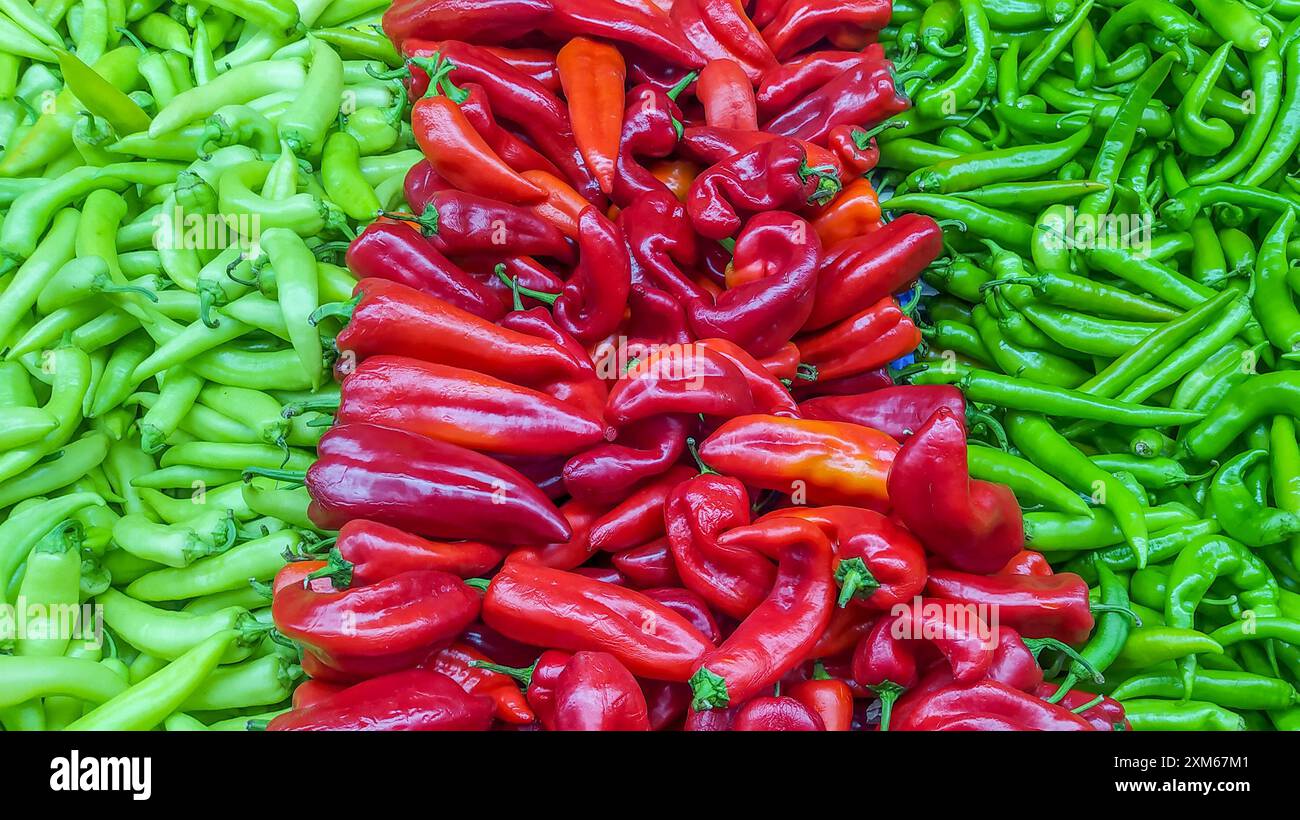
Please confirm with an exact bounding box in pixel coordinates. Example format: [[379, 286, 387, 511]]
[[266, 0, 1128, 732]]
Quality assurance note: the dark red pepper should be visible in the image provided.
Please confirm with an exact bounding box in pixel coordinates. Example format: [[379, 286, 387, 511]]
[[762, 58, 907, 144], [588, 464, 696, 553], [394, 189, 574, 263], [641, 586, 723, 644], [612, 79, 691, 208], [755, 50, 876, 120], [611, 538, 682, 589], [605, 342, 757, 426], [798, 385, 964, 442], [562, 414, 690, 504], [619, 190, 705, 305], [926, 569, 1096, 645], [424, 642, 536, 724], [552, 651, 652, 730], [673, 1, 775, 83], [268, 669, 494, 731], [760, 0, 892, 61], [731, 696, 826, 730], [508, 497, 607, 571], [308, 519, 505, 588], [687, 138, 840, 239]]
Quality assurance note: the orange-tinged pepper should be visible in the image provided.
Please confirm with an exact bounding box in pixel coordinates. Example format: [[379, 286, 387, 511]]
[[650, 159, 700, 202], [522, 169, 591, 238], [557, 37, 626, 196], [797, 296, 921, 381], [697, 59, 759, 130], [812, 177, 881, 247]]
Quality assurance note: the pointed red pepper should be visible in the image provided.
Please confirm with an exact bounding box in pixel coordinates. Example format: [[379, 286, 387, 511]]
[[619, 190, 705, 305], [381, 0, 550, 49], [268, 669, 494, 731], [887, 408, 1023, 573], [925, 569, 1096, 645], [307, 520, 505, 588], [892, 679, 1094, 732], [470, 649, 571, 729], [611, 538, 682, 589], [1032, 684, 1130, 731], [604, 341, 757, 427], [562, 414, 690, 504], [542, 0, 704, 68], [796, 296, 922, 382], [674, 4, 775, 83], [392, 188, 574, 263], [454, 81, 564, 177], [588, 464, 696, 553], [534, 207, 631, 346], [626, 284, 694, 347], [687, 138, 840, 239], [760, 0, 891, 60], [612, 77, 694, 207], [762, 58, 907, 143], [508, 497, 607, 571], [694, 337, 800, 417], [755, 50, 879, 120], [696, 59, 761, 128], [798, 384, 965, 442], [425, 642, 536, 724], [495, 294, 609, 421], [552, 651, 652, 730]]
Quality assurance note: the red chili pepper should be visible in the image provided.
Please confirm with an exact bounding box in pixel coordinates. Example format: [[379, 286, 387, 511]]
[[495, 296, 609, 421], [892, 679, 1094, 732], [298, 648, 361, 685], [611, 538, 682, 589], [759, 342, 801, 382], [455, 83, 564, 177], [407, 40, 604, 205], [696, 59, 760, 129], [345, 221, 505, 320], [562, 414, 689, 504], [381, 0, 549, 49], [394, 189, 574, 263], [887, 408, 1024, 574], [687, 138, 840, 239], [604, 342, 756, 427], [810, 176, 881, 248], [906, 627, 1046, 696], [460, 621, 539, 668], [643, 679, 691, 730], [425, 642, 536, 724], [798, 384, 964, 442], [542, 0, 704, 68], [796, 297, 921, 382], [792, 368, 893, 400], [810, 604, 875, 658], [666, 472, 774, 618], [557, 37, 625, 197], [273, 570, 480, 677], [479, 561, 715, 680], [788, 671, 855, 731], [926, 569, 1096, 645], [731, 696, 826, 730], [762, 58, 907, 144], [687, 211, 822, 358], [308, 520, 505, 588], [547, 651, 652, 730], [269, 669, 494, 731], [619, 190, 705, 305], [626, 284, 693, 347], [755, 50, 876, 120], [684, 704, 737, 730], [291, 679, 344, 710], [999, 550, 1055, 577], [508, 497, 606, 570], [461, 255, 566, 312], [573, 566, 628, 585], [402, 160, 453, 215], [471, 649, 571, 729], [588, 464, 696, 553], [694, 337, 800, 417], [760, 0, 891, 60], [674, 2, 775, 83], [531, 207, 631, 346], [482, 45, 559, 90], [1032, 684, 1129, 731], [699, 414, 899, 509], [641, 586, 722, 644], [761, 505, 927, 610], [689, 517, 834, 710], [827, 125, 882, 177], [521, 170, 593, 240], [804, 214, 941, 331], [612, 78, 693, 207], [298, 423, 571, 544]]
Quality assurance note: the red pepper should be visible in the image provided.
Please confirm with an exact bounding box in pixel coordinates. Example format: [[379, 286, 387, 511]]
[[887, 408, 1023, 574], [926, 569, 1096, 645], [273, 570, 480, 677], [556, 38, 625, 197], [755, 50, 876, 120], [788, 672, 855, 731], [792, 368, 893, 400], [641, 586, 722, 644], [626, 284, 693, 347], [649, 158, 699, 202], [455, 83, 564, 177], [495, 297, 609, 421], [408, 58, 549, 205], [588, 464, 696, 552], [850, 599, 995, 729], [460, 621, 539, 668], [673, 0, 775, 83], [298, 648, 361, 685], [804, 213, 943, 331], [527, 207, 631, 346], [268, 669, 494, 731], [690, 211, 822, 359], [684, 704, 737, 730], [892, 679, 1094, 732], [612, 79, 692, 207], [796, 296, 922, 382], [403, 160, 452, 215], [471, 649, 571, 729], [810, 604, 875, 658], [761, 505, 927, 610], [810, 176, 881, 248], [550, 651, 652, 730], [406, 40, 604, 205], [300, 423, 572, 544], [327, 355, 608, 457], [619, 190, 705, 305], [1032, 684, 1130, 731], [308, 520, 505, 588], [463, 254, 567, 312], [562, 414, 689, 504], [827, 124, 882, 176], [542, 0, 704, 68], [694, 337, 800, 417], [573, 566, 627, 585], [699, 414, 899, 509], [395, 189, 574, 263], [687, 138, 840, 239], [604, 342, 757, 427], [679, 128, 844, 182], [759, 342, 801, 382], [291, 679, 344, 710], [497, 453, 569, 502], [799, 384, 964, 442], [479, 561, 715, 680], [611, 538, 682, 589], [425, 642, 536, 724], [731, 696, 826, 730], [696, 59, 760, 129], [482, 45, 560, 90], [999, 550, 1055, 577], [508, 497, 606, 570], [381, 0, 549, 49], [345, 221, 505, 320], [643, 680, 691, 730], [762, 59, 907, 144], [689, 517, 834, 711], [760, 0, 891, 60]]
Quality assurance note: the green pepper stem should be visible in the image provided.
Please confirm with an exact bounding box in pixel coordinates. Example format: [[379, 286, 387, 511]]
[[242, 467, 306, 486], [666, 71, 698, 101], [685, 437, 718, 476], [1043, 673, 1078, 704], [1090, 603, 1142, 626], [494, 263, 557, 307], [305, 548, 353, 588], [689, 666, 730, 711], [309, 293, 361, 326], [872, 681, 904, 731], [283, 396, 341, 417], [468, 658, 537, 686]]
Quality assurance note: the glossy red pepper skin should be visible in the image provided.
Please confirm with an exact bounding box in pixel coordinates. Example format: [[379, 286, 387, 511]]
[[804, 214, 943, 331], [322, 520, 505, 587], [551, 651, 652, 730], [761, 505, 927, 610], [611, 538, 682, 589], [268, 669, 494, 731], [694, 338, 800, 417], [461, 255, 566, 312], [755, 51, 876, 120], [508, 498, 606, 570], [334, 356, 608, 457], [674, 2, 775, 83], [403, 190, 574, 263], [641, 586, 722, 644], [549, 207, 631, 345], [700, 414, 899, 509], [689, 518, 834, 710], [687, 138, 836, 239], [792, 368, 893, 400], [403, 160, 453, 214], [481, 561, 714, 681], [828, 125, 881, 175], [811, 604, 875, 658], [406, 40, 604, 205], [460, 621, 540, 668], [643, 679, 691, 730], [605, 342, 757, 427], [763, 59, 907, 145], [788, 677, 854, 731], [666, 473, 773, 619], [456, 82, 564, 177], [697, 59, 761, 128], [687, 212, 821, 358], [759, 342, 801, 381], [999, 550, 1055, 577], [888, 408, 1023, 574], [336, 279, 589, 387], [542, 0, 703, 68], [732, 696, 827, 730], [588, 464, 695, 552], [273, 570, 480, 677], [626, 284, 694, 347], [306, 423, 572, 544], [382, 0, 550, 49], [620, 190, 705, 304], [496, 302, 608, 421], [478, 649, 572, 729], [799, 385, 964, 442], [796, 297, 921, 382], [684, 704, 737, 730], [612, 83, 687, 208], [346, 221, 505, 320], [760, 0, 892, 61], [291, 679, 345, 710], [425, 642, 536, 724], [562, 414, 689, 504], [572, 566, 627, 585], [988, 627, 1048, 692], [851, 599, 995, 693], [1032, 684, 1130, 731], [926, 569, 1096, 645], [496, 453, 568, 501], [892, 679, 1094, 731]]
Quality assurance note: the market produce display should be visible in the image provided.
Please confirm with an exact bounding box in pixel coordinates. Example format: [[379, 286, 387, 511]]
[[1, 0, 1300, 732]]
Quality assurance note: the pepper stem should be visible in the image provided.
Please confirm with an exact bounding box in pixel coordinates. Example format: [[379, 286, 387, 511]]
[[468, 659, 537, 687], [304, 548, 354, 588], [494, 263, 557, 307], [796, 363, 818, 382], [872, 681, 904, 731], [799, 162, 843, 205], [1089, 603, 1142, 626], [688, 666, 729, 711], [834, 557, 880, 608], [1044, 673, 1079, 704], [379, 206, 440, 235], [666, 71, 698, 101], [685, 437, 718, 476], [852, 120, 904, 149], [965, 408, 1009, 452], [242, 467, 306, 486], [1022, 637, 1105, 684], [283, 396, 341, 417], [1070, 694, 1105, 714], [309, 293, 361, 326], [463, 577, 490, 592]]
